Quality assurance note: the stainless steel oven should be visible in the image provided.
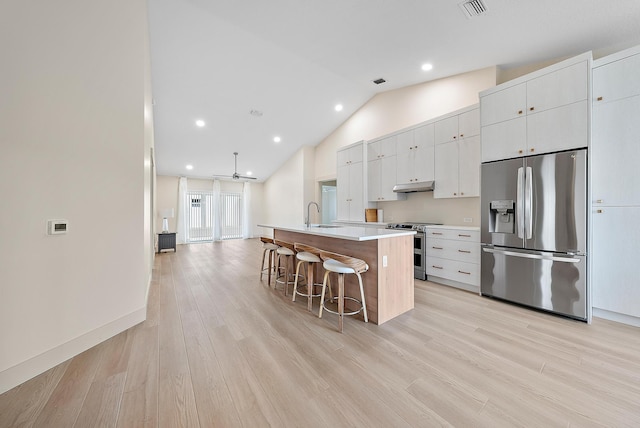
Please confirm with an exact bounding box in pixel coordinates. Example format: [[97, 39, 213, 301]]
[[387, 222, 440, 280]]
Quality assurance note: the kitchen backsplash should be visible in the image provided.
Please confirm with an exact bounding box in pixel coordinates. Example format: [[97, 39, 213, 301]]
[[377, 192, 480, 226]]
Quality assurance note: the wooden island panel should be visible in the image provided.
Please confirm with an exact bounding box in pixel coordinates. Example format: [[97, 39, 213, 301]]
[[274, 230, 413, 324]]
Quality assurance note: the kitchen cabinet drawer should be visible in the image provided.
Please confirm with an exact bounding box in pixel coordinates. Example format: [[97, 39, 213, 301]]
[[426, 257, 479, 286], [426, 239, 480, 264], [425, 228, 480, 242]]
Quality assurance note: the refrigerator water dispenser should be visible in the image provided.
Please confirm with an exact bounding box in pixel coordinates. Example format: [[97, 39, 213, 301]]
[[489, 200, 515, 234]]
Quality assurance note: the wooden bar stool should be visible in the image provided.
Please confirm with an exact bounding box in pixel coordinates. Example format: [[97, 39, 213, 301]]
[[292, 243, 326, 312], [318, 250, 369, 332], [260, 237, 278, 284], [274, 240, 302, 296]]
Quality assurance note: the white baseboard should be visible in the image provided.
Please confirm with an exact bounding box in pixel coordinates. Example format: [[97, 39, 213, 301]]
[[0, 307, 146, 394], [592, 307, 640, 328]]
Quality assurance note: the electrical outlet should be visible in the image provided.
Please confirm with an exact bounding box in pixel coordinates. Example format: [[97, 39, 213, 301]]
[[382, 255, 388, 267], [464, 218, 472, 223]]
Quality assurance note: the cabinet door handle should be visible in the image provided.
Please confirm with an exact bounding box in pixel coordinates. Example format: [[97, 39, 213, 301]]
[[597, 96, 603, 101], [460, 134, 464, 137], [518, 110, 523, 115], [518, 149, 524, 154], [453, 192, 457, 196], [460, 192, 464, 196], [458, 249, 471, 253], [414, 145, 418, 149], [432, 246, 443, 250], [530, 148, 535, 152], [432, 265, 443, 269], [595, 199, 603, 203], [458, 234, 471, 237], [453, 136, 457, 139], [458, 270, 471, 275], [596, 209, 604, 213], [529, 107, 535, 111]]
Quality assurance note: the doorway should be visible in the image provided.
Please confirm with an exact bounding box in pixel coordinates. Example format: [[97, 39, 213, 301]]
[[320, 180, 337, 224]]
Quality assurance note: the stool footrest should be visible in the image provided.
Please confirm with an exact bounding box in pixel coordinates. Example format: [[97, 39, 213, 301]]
[[322, 296, 363, 317], [294, 285, 323, 298]]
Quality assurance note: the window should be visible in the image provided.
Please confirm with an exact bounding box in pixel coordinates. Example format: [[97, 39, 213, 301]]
[[186, 191, 213, 242], [184, 189, 244, 242], [220, 192, 243, 240]]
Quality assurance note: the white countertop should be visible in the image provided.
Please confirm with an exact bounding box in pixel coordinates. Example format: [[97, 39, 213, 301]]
[[257, 224, 416, 241]]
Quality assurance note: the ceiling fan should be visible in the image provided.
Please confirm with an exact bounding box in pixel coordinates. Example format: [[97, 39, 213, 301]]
[[212, 152, 256, 180]]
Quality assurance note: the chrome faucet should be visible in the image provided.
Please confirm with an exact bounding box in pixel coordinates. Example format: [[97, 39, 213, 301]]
[[306, 201, 320, 227]]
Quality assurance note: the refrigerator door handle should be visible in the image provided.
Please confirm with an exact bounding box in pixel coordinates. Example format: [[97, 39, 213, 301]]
[[516, 167, 525, 239], [482, 247, 581, 263], [525, 166, 533, 239]]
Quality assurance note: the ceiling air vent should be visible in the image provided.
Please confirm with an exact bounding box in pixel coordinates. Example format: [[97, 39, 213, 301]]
[[459, 0, 487, 18], [373, 78, 386, 85]]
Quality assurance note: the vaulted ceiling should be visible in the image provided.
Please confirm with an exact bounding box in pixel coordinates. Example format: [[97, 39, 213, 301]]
[[148, 0, 640, 181]]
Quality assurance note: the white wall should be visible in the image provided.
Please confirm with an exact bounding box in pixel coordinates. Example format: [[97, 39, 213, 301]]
[[313, 67, 497, 226], [261, 147, 308, 232], [0, 0, 152, 393]]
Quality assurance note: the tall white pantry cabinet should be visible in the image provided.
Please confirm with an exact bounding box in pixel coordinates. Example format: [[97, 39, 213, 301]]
[[591, 45, 640, 325], [337, 141, 371, 222]]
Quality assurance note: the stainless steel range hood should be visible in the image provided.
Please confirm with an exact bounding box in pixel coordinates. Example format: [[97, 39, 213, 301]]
[[392, 181, 435, 193]]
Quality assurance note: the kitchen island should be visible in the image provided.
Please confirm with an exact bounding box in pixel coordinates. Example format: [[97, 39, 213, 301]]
[[258, 224, 415, 324]]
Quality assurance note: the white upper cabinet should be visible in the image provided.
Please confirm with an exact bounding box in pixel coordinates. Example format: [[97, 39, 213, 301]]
[[434, 115, 459, 145], [367, 135, 396, 161], [526, 100, 588, 156], [592, 95, 640, 206], [593, 52, 640, 103], [480, 83, 526, 126], [434, 141, 458, 198], [367, 137, 405, 202], [480, 52, 591, 162], [525, 61, 588, 114], [337, 143, 363, 167], [434, 106, 481, 199], [336, 142, 369, 221], [396, 125, 435, 185], [458, 108, 480, 139], [592, 44, 640, 207], [458, 135, 481, 197]]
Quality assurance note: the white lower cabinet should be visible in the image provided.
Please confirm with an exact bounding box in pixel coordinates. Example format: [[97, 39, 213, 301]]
[[592, 207, 640, 319], [425, 227, 480, 291]]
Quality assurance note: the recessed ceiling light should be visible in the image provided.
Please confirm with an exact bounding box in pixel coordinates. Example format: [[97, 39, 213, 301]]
[[273, 136, 281, 143], [250, 109, 263, 117], [421, 63, 433, 72], [335, 104, 343, 112], [195, 119, 205, 127], [186, 164, 194, 170], [246, 171, 253, 176]]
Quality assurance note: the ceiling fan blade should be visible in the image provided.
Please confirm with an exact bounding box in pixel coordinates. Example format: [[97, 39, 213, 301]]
[[212, 152, 257, 180]]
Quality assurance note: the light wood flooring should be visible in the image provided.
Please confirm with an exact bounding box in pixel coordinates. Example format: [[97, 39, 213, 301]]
[[1, 238, 640, 427]]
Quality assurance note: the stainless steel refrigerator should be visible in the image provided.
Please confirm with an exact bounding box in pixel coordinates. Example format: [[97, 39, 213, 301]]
[[480, 149, 588, 321]]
